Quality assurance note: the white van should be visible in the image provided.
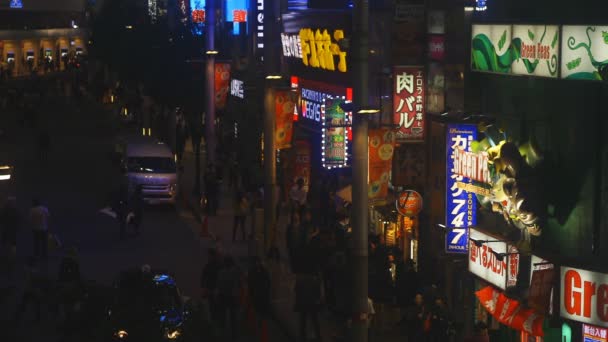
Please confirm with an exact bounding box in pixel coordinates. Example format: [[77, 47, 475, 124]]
[[118, 137, 178, 205]]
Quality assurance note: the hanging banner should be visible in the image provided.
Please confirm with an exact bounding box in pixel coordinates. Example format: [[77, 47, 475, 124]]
[[275, 90, 297, 150], [322, 97, 349, 169], [445, 124, 477, 253], [368, 128, 396, 200], [214, 63, 231, 110], [394, 65, 425, 142], [476, 286, 544, 336], [427, 62, 445, 114], [471, 24, 559, 78], [561, 26, 608, 81]]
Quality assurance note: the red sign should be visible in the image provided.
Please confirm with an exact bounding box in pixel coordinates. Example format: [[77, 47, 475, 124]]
[[192, 9, 205, 23], [214, 63, 231, 110], [583, 324, 608, 342], [275, 90, 297, 150], [428, 35, 445, 61], [233, 9, 247, 23], [394, 66, 425, 142], [396, 190, 423, 216], [476, 286, 544, 336]]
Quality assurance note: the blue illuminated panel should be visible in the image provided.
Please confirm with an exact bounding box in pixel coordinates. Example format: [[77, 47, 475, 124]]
[[10, 0, 23, 9], [445, 124, 477, 253]]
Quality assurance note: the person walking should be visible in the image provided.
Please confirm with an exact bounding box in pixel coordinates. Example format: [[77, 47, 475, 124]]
[[216, 255, 242, 341], [15, 257, 50, 322], [200, 248, 222, 323], [129, 185, 144, 235], [286, 211, 301, 272], [57, 247, 82, 327], [232, 191, 249, 242], [289, 178, 308, 219], [402, 293, 429, 342], [429, 296, 452, 342], [204, 164, 219, 216], [29, 199, 50, 260], [247, 257, 271, 336], [294, 273, 322, 342]]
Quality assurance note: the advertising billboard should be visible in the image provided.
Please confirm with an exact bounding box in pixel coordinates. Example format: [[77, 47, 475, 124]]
[[468, 229, 508, 289], [445, 124, 477, 253], [471, 24, 560, 78], [394, 66, 425, 142], [561, 26, 608, 81], [214, 63, 231, 110], [561, 267, 608, 327]]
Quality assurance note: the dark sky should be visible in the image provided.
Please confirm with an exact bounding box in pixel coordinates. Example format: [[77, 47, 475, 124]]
[[1, 0, 85, 11]]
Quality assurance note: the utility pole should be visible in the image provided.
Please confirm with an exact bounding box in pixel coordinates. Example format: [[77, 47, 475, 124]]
[[205, 0, 216, 166], [350, 0, 369, 341], [263, 85, 276, 252]]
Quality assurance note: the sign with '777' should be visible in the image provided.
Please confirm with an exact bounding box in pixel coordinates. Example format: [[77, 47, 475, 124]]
[[445, 124, 478, 253]]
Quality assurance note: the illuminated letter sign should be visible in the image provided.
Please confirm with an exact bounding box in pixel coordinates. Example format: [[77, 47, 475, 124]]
[[468, 229, 508, 289], [445, 124, 477, 253], [298, 28, 348, 73], [561, 267, 608, 327], [394, 66, 425, 141], [256, 0, 264, 59]]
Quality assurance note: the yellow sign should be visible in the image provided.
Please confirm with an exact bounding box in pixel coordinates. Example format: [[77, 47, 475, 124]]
[[299, 28, 348, 73]]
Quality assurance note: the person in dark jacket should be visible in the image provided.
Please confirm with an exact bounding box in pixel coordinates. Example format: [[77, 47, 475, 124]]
[[200, 248, 222, 322], [248, 256, 271, 334], [429, 296, 452, 342], [294, 273, 322, 342], [129, 185, 144, 235]]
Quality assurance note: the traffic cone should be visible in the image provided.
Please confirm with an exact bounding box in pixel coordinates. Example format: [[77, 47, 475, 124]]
[[200, 215, 210, 237]]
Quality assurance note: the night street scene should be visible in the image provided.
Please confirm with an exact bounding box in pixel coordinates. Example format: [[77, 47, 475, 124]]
[[1, 0, 608, 342]]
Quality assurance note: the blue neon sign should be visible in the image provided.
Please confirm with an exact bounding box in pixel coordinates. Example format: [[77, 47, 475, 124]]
[[10, 0, 23, 9], [475, 0, 487, 11], [445, 123, 477, 253]]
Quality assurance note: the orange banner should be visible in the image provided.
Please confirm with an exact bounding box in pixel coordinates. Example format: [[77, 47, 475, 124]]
[[275, 90, 297, 150], [368, 128, 396, 200], [476, 286, 544, 337], [215, 63, 231, 110]]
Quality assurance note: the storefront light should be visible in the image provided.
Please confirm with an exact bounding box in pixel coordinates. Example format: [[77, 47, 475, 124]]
[[206, 50, 219, 55]]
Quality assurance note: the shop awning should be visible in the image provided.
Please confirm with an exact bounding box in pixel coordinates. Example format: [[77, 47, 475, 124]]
[[476, 286, 544, 337]]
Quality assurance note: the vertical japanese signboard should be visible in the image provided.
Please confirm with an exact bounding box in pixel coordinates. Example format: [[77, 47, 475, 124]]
[[368, 128, 395, 200], [394, 66, 425, 142], [275, 90, 297, 150], [322, 97, 349, 168], [214, 63, 231, 110], [445, 124, 477, 253]]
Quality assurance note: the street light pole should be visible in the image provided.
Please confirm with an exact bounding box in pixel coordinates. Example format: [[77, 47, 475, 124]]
[[205, 0, 216, 166], [350, 0, 369, 341]]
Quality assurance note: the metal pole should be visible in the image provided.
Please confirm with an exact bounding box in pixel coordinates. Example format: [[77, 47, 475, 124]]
[[350, 0, 369, 341], [205, 0, 216, 166], [263, 85, 276, 252]]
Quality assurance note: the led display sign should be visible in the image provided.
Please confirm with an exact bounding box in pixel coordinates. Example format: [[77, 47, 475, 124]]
[[230, 79, 244, 98]]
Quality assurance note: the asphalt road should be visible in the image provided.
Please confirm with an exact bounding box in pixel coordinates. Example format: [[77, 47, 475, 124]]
[[0, 83, 263, 341]]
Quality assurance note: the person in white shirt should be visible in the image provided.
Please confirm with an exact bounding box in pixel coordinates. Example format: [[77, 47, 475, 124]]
[[29, 199, 50, 259], [289, 178, 308, 218]]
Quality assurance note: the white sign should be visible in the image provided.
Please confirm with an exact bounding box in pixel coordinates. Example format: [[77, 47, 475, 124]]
[[561, 26, 608, 81], [256, 0, 264, 60], [561, 266, 608, 327], [230, 79, 244, 98], [281, 33, 302, 58], [468, 228, 508, 289]]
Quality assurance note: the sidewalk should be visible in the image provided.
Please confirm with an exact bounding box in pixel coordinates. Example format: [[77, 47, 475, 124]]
[[178, 149, 290, 342]]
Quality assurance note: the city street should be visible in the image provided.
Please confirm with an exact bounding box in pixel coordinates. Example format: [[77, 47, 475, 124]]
[[0, 79, 286, 341]]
